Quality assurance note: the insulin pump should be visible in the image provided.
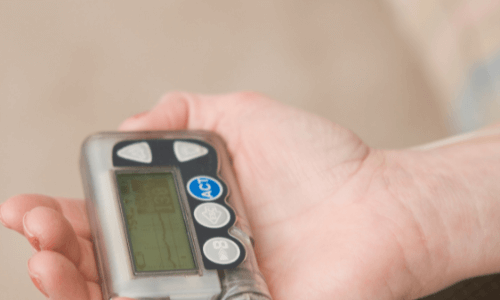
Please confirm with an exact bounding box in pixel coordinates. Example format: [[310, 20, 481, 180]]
[[80, 131, 272, 300]]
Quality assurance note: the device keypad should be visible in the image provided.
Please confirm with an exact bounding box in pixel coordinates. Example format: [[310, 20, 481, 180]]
[[113, 139, 245, 270]]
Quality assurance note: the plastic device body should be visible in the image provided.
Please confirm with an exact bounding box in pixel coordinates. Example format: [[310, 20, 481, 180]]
[[80, 131, 272, 300]]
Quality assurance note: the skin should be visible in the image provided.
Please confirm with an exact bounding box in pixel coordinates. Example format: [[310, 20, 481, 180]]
[[1, 92, 500, 300]]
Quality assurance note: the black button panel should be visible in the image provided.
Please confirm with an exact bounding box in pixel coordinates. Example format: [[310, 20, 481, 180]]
[[113, 139, 245, 270]]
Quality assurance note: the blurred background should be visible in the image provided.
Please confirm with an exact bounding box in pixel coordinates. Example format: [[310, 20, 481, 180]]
[[1, 1, 499, 299]]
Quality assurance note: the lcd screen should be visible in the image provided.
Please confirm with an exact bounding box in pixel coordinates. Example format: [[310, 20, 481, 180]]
[[116, 172, 196, 272]]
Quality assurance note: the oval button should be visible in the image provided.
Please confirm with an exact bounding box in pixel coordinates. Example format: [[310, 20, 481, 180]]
[[194, 203, 231, 229], [203, 237, 240, 265], [187, 176, 223, 201]]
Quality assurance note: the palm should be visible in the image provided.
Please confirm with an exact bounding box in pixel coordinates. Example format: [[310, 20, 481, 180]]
[[0, 93, 427, 300], [222, 104, 406, 300]]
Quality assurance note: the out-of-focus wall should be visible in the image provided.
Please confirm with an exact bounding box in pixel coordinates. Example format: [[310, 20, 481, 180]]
[[384, 0, 500, 132], [0, 1, 447, 299]]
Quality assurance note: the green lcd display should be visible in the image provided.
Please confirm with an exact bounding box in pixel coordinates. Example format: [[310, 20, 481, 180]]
[[116, 172, 196, 272]]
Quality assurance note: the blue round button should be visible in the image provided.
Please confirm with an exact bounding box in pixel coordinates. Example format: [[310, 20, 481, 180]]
[[187, 176, 223, 201]]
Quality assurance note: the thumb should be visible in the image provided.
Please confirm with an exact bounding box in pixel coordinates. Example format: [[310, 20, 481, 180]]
[[118, 91, 274, 150], [118, 92, 192, 131]]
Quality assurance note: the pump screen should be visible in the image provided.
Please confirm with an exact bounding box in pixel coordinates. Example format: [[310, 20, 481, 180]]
[[116, 172, 196, 272]]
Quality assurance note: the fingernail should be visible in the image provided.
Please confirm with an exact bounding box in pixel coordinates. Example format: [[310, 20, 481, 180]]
[[0, 204, 6, 227], [28, 259, 49, 297], [130, 110, 149, 120], [23, 213, 41, 252]]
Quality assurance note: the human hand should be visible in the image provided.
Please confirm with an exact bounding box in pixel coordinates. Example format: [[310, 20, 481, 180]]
[[2, 92, 500, 300]]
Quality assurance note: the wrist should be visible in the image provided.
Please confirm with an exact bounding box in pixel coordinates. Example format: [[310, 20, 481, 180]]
[[382, 142, 500, 297]]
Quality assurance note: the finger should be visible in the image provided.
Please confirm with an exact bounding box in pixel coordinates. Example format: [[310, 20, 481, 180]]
[[78, 237, 99, 282], [23, 207, 81, 266], [0, 194, 60, 234], [87, 282, 103, 300], [28, 251, 132, 300], [118, 91, 192, 131], [56, 197, 92, 240], [0, 194, 91, 239], [22, 206, 99, 282], [28, 251, 91, 300], [118, 91, 274, 151]]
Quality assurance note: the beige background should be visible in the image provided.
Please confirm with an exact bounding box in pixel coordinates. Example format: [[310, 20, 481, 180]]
[[0, 1, 448, 299]]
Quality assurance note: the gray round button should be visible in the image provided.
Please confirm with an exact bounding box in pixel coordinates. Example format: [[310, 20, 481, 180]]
[[194, 203, 231, 229], [203, 237, 240, 265]]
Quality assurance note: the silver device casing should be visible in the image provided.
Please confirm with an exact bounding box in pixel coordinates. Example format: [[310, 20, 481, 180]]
[[80, 131, 272, 300]]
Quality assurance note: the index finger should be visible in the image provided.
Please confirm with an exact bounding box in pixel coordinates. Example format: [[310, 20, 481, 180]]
[[0, 194, 91, 240]]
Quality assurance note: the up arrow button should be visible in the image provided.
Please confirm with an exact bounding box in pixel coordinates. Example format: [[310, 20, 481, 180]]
[[174, 141, 209, 162], [116, 142, 152, 164]]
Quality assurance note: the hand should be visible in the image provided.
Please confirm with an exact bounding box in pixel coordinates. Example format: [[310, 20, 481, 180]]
[[2, 92, 499, 300]]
